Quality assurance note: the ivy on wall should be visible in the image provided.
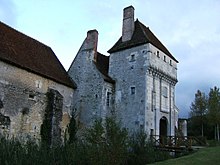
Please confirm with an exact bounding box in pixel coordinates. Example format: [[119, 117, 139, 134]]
[[40, 89, 63, 147], [40, 90, 54, 146]]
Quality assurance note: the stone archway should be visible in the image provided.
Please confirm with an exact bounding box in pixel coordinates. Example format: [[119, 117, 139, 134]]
[[159, 117, 168, 137]]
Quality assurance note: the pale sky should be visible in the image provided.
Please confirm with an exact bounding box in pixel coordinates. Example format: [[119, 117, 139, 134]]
[[1, 0, 220, 118]]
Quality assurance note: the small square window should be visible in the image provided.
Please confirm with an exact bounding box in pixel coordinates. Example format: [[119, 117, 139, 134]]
[[29, 93, 35, 100], [130, 54, 135, 61], [131, 87, 135, 95], [157, 51, 160, 58], [163, 56, 166, 62], [142, 50, 147, 54]]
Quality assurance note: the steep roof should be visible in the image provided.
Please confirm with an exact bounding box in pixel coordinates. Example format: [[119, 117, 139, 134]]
[[108, 19, 178, 63], [0, 21, 76, 88], [95, 52, 115, 83]]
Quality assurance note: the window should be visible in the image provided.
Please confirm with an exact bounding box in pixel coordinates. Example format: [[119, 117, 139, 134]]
[[130, 54, 135, 61], [162, 86, 168, 111], [163, 56, 166, 62], [142, 49, 147, 54], [106, 92, 111, 106], [150, 129, 154, 136], [170, 60, 172, 66], [35, 80, 42, 88], [162, 86, 168, 98], [157, 51, 160, 58], [29, 93, 36, 100], [131, 87, 135, 95], [162, 97, 168, 110]]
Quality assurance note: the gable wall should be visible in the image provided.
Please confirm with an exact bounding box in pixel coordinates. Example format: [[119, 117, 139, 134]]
[[68, 50, 114, 128]]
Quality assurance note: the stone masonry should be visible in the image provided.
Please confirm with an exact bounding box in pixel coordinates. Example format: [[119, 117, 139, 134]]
[[0, 5, 180, 143], [0, 55, 74, 142], [69, 6, 179, 137]]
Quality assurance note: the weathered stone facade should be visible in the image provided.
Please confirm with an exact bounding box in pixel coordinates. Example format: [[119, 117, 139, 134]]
[[69, 6, 179, 137], [0, 5, 180, 143], [108, 6, 179, 136], [0, 21, 76, 143], [0, 60, 74, 142], [68, 30, 114, 128]]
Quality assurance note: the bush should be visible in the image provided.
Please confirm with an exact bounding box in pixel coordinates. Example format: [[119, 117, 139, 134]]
[[83, 117, 129, 165], [0, 117, 172, 164], [127, 131, 171, 164]]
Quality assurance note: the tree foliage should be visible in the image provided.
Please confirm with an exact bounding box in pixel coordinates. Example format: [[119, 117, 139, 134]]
[[189, 86, 220, 140], [190, 90, 207, 136], [208, 86, 220, 141]]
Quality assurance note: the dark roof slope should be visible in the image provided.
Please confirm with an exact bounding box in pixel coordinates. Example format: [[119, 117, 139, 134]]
[[108, 19, 178, 63], [0, 21, 76, 88], [95, 52, 115, 83]]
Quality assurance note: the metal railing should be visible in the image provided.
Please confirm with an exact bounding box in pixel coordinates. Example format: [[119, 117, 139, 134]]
[[150, 135, 206, 152]]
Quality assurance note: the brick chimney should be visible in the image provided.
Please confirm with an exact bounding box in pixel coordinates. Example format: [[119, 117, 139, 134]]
[[122, 6, 135, 42], [85, 29, 98, 61]]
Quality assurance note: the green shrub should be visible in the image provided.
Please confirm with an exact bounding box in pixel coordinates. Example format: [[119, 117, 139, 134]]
[[0, 117, 173, 164], [127, 131, 171, 164]]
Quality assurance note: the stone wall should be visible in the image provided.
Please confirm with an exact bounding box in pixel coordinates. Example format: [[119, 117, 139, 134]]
[[0, 60, 74, 142], [109, 43, 178, 136], [146, 44, 178, 136], [109, 44, 149, 133], [68, 49, 114, 128], [68, 30, 114, 128]]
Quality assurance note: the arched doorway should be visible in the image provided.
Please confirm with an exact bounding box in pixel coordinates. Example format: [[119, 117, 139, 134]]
[[159, 117, 168, 145], [159, 117, 167, 137]]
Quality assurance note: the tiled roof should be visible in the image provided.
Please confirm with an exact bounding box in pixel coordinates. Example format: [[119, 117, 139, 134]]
[[95, 52, 115, 83], [0, 21, 76, 88], [108, 19, 178, 63]]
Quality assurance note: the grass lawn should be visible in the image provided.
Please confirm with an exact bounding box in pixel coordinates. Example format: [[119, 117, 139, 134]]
[[149, 146, 220, 165]]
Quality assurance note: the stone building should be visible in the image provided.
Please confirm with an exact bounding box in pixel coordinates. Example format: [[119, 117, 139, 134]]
[[0, 5, 180, 142], [0, 21, 76, 144], [69, 6, 179, 137], [68, 30, 115, 128]]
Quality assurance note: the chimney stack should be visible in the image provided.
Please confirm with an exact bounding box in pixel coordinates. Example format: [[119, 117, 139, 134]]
[[85, 30, 98, 61], [85, 29, 98, 51], [122, 6, 135, 42]]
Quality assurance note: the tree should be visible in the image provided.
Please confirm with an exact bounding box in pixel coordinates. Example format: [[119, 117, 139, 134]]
[[208, 86, 220, 141], [190, 90, 207, 137]]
